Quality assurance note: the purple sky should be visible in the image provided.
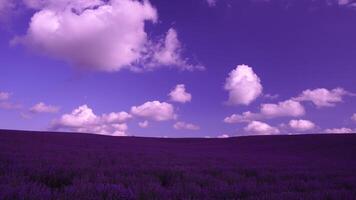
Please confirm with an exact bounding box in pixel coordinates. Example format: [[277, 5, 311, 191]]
[[0, 0, 355, 137]]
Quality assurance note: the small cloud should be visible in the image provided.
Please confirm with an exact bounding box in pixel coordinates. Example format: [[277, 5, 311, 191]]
[[173, 121, 200, 131], [131, 101, 176, 121], [224, 111, 259, 124], [224, 64, 263, 106], [324, 127, 355, 134], [223, 99, 305, 124], [260, 99, 305, 118], [244, 121, 280, 135], [169, 84, 192, 103], [102, 111, 132, 123], [138, 120, 149, 128], [288, 119, 315, 131], [217, 134, 229, 138], [149, 28, 204, 71], [30, 102, 59, 113], [293, 88, 354, 108]]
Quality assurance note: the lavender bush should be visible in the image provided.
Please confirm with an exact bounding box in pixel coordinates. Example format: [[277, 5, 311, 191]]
[[0, 130, 356, 199]]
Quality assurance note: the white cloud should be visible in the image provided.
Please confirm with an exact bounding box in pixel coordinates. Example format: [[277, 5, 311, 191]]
[[131, 101, 176, 121], [102, 111, 132, 123], [206, 0, 217, 7], [149, 28, 204, 71], [244, 121, 280, 135], [224, 64, 263, 105], [30, 102, 59, 113], [138, 120, 149, 128], [352, 113, 356, 122], [217, 134, 229, 138], [224, 99, 305, 124], [294, 88, 353, 107], [224, 111, 259, 123], [288, 119, 315, 131], [169, 84, 192, 103], [260, 99, 305, 118], [13, 0, 157, 72], [0, 92, 10, 100], [173, 121, 200, 131], [324, 127, 355, 134], [12, 0, 201, 72], [52, 105, 130, 136]]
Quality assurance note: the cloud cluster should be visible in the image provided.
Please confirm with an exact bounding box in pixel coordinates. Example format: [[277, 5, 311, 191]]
[[224, 65, 263, 105], [12, 0, 201, 72], [173, 121, 200, 131], [30, 102, 59, 113], [131, 101, 176, 121], [293, 88, 353, 107], [224, 99, 305, 124], [288, 119, 315, 131], [324, 127, 355, 134], [169, 84, 192, 103], [244, 121, 280, 135], [52, 105, 131, 136]]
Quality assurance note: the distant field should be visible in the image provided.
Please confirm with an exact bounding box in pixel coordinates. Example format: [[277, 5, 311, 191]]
[[0, 130, 356, 200]]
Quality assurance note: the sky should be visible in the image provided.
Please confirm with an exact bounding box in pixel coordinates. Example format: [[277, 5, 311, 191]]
[[0, 0, 355, 138]]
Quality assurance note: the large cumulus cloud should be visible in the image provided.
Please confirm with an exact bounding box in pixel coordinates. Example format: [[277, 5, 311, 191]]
[[12, 0, 202, 72], [224, 65, 263, 106]]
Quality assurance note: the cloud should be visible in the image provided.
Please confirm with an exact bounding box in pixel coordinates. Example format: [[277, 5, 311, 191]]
[[173, 121, 200, 131], [12, 0, 201, 72], [138, 120, 149, 128], [0, 92, 10, 100], [206, 0, 217, 7], [352, 113, 356, 122], [244, 121, 280, 135], [169, 84, 192, 103], [52, 105, 130, 136], [149, 28, 204, 71], [224, 64, 263, 105], [224, 111, 259, 123], [293, 88, 354, 107], [131, 101, 176, 121], [288, 119, 315, 131], [30, 102, 59, 113], [224, 99, 305, 124], [102, 111, 132, 123], [324, 127, 355, 134], [217, 134, 229, 138], [260, 99, 305, 118]]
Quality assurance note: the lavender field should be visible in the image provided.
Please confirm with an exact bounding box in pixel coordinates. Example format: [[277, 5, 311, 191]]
[[1, 130, 356, 200]]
